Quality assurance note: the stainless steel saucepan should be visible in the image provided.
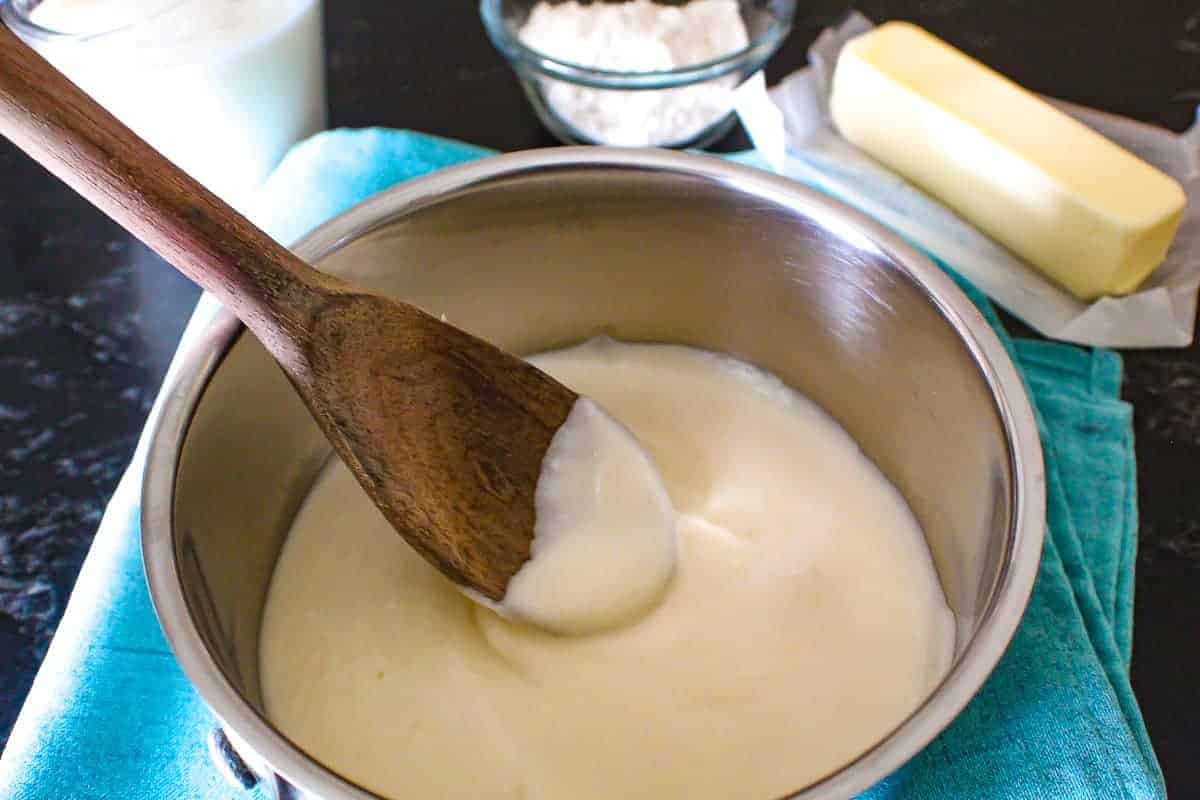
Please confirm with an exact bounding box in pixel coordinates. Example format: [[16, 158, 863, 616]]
[[141, 148, 1045, 800]]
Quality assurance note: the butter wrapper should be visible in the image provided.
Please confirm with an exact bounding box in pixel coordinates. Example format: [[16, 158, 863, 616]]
[[735, 12, 1200, 348]]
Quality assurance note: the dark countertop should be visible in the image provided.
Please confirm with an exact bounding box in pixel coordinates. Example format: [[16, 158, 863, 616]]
[[1, 0, 1198, 795]]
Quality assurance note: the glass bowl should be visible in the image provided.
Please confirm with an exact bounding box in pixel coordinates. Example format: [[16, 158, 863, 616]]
[[480, 0, 795, 148]]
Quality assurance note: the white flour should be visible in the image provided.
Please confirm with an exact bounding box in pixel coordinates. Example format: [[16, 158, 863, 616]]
[[519, 0, 750, 146]]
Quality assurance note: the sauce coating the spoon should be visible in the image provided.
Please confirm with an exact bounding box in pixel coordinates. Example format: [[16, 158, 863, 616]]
[[499, 396, 678, 634]]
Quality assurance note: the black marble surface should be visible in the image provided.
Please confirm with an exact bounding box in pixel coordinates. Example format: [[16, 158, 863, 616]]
[[1, 0, 1198, 795]]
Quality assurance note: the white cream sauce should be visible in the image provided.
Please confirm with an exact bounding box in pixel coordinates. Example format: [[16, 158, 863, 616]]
[[259, 338, 956, 800]]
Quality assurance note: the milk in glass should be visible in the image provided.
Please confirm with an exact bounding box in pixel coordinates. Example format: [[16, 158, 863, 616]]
[[4, 0, 326, 212]]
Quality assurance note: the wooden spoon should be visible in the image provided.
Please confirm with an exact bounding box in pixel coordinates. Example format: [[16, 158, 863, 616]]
[[0, 24, 577, 604]]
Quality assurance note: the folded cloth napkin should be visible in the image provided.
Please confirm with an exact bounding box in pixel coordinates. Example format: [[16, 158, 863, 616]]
[[0, 129, 1165, 799]]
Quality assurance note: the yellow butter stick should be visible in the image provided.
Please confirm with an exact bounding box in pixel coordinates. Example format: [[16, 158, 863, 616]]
[[830, 21, 1186, 300]]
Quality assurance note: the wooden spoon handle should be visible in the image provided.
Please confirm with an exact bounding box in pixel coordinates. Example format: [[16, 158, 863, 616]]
[[0, 23, 335, 357]]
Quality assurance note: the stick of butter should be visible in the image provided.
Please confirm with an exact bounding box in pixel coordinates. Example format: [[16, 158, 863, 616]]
[[829, 21, 1186, 300]]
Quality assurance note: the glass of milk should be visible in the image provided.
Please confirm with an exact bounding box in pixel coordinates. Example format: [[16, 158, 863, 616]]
[[2, 0, 327, 214]]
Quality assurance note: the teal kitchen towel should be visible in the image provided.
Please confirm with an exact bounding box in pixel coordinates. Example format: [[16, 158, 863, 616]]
[[0, 129, 1164, 799]]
